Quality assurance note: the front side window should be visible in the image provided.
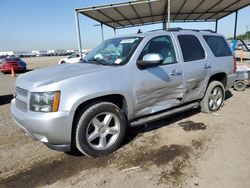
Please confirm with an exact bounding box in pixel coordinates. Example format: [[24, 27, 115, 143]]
[[178, 35, 205, 62], [203, 35, 232, 57], [83, 37, 143, 65], [138, 35, 177, 65]]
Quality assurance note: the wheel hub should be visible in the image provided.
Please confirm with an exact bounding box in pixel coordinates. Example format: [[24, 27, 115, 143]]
[[86, 112, 121, 150], [99, 126, 107, 134], [208, 86, 223, 111]]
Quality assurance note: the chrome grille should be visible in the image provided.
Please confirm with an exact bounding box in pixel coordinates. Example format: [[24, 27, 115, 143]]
[[16, 98, 27, 112], [15, 87, 28, 97], [15, 86, 28, 112]]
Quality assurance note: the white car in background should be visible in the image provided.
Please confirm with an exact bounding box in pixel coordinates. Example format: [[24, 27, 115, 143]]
[[58, 54, 86, 64]]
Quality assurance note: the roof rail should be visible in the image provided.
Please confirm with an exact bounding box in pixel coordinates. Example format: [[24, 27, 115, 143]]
[[148, 28, 215, 33], [166, 27, 183, 31]]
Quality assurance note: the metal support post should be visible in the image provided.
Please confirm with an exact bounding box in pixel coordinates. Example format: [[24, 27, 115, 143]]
[[233, 11, 238, 39], [101, 23, 104, 42], [75, 11, 82, 58], [163, 19, 166, 30], [232, 11, 238, 52], [215, 20, 218, 33], [167, 0, 170, 29]]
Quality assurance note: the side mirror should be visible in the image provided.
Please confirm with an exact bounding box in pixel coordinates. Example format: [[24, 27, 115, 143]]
[[137, 53, 163, 69]]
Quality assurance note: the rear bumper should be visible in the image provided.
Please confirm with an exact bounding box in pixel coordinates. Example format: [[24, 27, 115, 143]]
[[226, 73, 237, 90], [1, 67, 25, 72], [11, 98, 72, 152]]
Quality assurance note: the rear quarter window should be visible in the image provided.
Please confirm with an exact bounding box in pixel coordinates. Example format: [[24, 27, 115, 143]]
[[203, 35, 232, 57], [178, 35, 205, 62]]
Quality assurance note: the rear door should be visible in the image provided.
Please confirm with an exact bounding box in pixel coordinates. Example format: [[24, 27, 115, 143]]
[[175, 34, 210, 102], [133, 35, 184, 117]]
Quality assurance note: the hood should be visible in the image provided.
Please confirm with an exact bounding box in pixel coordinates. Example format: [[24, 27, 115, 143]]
[[16, 63, 113, 90]]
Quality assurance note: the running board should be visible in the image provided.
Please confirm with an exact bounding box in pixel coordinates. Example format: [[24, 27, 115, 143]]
[[130, 102, 200, 127]]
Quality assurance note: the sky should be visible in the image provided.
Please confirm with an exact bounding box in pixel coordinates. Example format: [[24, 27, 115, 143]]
[[0, 0, 249, 51]]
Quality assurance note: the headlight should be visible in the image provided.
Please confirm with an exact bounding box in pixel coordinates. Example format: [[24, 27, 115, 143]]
[[30, 91, 60, 112]]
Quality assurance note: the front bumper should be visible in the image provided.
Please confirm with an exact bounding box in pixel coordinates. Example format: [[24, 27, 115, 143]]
[[11, 98, 72, 152]]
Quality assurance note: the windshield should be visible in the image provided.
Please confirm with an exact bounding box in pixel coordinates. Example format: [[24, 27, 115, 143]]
[[83, 37, 143, 65]]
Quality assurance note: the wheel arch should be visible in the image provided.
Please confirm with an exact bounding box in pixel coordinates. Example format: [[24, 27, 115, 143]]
[[70, 94, 129, 149], [208, 72, 227, 88]]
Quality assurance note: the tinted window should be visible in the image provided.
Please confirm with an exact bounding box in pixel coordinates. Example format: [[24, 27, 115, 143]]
[[178, 35, 205, 62], [203, 35, 232, 57], [138, 36, 177, 65]]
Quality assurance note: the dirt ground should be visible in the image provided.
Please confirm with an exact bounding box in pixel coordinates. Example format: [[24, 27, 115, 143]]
[[0, 57, 250, 188]]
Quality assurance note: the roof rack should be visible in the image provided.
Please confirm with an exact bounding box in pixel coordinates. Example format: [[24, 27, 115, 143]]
[[148, 27, 215, 33], [166, 28, 215, 33]]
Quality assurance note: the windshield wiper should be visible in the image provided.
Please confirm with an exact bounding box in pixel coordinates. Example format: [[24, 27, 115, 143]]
[[87, 58, 107, 66]]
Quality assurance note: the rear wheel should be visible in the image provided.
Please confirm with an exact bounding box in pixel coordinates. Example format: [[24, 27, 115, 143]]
[[233, 81, 246, 91], [74, 102, 127, 157], [61, 61, 66, 64], [201, 81, 225, 113]]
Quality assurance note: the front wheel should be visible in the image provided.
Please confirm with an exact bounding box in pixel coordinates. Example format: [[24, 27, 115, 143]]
[[200, 81, 225, 113], [74, 102, 127, 157]]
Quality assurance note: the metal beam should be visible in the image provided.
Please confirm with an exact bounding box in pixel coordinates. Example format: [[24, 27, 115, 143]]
[[113, 7, 134, 26], [97, 9, 123, 27], [75, 0, 159, 12], [104, 11, 231, 26], [75, 11, 82, 58], [114, 19, 215, 30], [216, 2, 250, 22], [148, 1, 154, 22], [173, 0, 187, 21], [130, 4, 144, 24], [184, 0, 206, 21], [206, 0, 242, 21], [234, 11, 238, 39], [195, 0, 223, 20]]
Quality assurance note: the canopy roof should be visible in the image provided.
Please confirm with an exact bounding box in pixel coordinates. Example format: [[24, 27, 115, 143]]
[[76, 0, 250, 29]]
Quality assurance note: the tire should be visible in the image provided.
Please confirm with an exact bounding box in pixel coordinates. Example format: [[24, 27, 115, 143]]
[[233, 81, 246, 91], [61, 61, 66, 64], [74, 102, 127, 157], [200, 81, 225, 113]]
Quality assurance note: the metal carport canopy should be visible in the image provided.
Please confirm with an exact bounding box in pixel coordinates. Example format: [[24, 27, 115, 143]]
[[75, 0, 250, 29]]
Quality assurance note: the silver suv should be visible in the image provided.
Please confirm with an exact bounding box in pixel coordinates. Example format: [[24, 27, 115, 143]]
[[11, 29, 236, 157]]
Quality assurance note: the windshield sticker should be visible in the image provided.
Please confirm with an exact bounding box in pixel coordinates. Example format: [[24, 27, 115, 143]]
[[94, 54, 103, 60], [120, 38, 137, 44], [115, 58, 122, 64]]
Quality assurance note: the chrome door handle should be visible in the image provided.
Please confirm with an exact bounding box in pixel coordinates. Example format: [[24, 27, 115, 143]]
[[170, 70, 182, 76], [203, 64, 212, 69]]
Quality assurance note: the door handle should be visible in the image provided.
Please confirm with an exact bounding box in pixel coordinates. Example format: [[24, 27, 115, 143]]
[[170, 70, 182, 76], [203, 64, 212, 69]]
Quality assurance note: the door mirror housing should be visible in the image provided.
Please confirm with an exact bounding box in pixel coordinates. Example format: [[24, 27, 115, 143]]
[[137, 53, 163, 69]]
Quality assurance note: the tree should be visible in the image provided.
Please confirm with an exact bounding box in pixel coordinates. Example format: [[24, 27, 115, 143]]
[[228, 31, 250, 41]]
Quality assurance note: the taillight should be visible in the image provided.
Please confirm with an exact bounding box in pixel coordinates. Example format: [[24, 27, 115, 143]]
[[233, 55, 237, 73]]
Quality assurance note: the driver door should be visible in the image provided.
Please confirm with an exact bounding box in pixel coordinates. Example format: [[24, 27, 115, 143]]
[[133, 35, 184, 117]]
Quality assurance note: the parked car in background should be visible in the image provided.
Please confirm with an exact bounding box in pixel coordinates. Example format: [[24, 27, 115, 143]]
[[58, 53, 86, 64], [236, 42, 250, 51], [0, 58, 27, 73], [12, 29, 236, 157]]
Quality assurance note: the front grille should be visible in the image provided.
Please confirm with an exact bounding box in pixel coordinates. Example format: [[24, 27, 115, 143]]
[[15, 86, 28, 112], [16, 98, 27, 112], [15, 87, 28, 97]]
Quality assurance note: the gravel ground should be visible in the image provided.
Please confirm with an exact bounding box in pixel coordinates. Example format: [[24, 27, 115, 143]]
[[0, 57, 250, 188]]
